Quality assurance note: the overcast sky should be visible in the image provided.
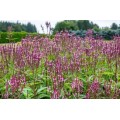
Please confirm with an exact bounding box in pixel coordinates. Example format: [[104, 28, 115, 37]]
[[3, 20, 120, 33]]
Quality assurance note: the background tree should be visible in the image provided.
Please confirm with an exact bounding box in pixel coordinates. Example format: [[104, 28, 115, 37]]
[[0, 21, 37, 33], [53, 20, 78, 33], [111, 23, 118, 30], [53, 20, 100, 33]]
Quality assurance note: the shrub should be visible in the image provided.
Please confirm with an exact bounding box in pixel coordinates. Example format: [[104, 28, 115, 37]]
[[70, 29, 120, 40]]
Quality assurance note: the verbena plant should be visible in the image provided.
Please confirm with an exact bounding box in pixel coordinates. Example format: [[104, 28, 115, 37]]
[[0, 29, 120, 99]]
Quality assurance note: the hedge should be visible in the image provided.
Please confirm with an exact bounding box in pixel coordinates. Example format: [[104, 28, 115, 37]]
[[0, 32, 38, 43], [0, 32, 54, 43]]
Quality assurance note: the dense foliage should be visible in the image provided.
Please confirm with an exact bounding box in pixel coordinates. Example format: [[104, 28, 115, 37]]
[[0, 21, 37, 32], [53, 20, 99, 33], [0, 30, 120, 99]]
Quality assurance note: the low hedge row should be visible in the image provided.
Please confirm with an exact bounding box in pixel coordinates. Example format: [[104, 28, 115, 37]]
[[0, 32, 54, 43], [0, 32, 39, 43]]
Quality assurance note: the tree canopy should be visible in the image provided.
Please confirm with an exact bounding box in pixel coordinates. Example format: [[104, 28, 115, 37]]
[[111, 23, 118, 30], [0, 21, 37, 33], [53, 20, 100, 33]]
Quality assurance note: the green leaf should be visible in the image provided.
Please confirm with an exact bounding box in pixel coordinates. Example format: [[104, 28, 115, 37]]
[[22, 87, 34, 98], [102, 71, 114, 80], [64, 83, 72, 92], [116, 82, 120, 88], [37, 87, 47, 94], [80, 94, 86, 99], [37, 94, 50, 99]]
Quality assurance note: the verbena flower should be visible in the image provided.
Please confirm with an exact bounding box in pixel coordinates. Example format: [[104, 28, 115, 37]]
[[71, 78, 83, 94]]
